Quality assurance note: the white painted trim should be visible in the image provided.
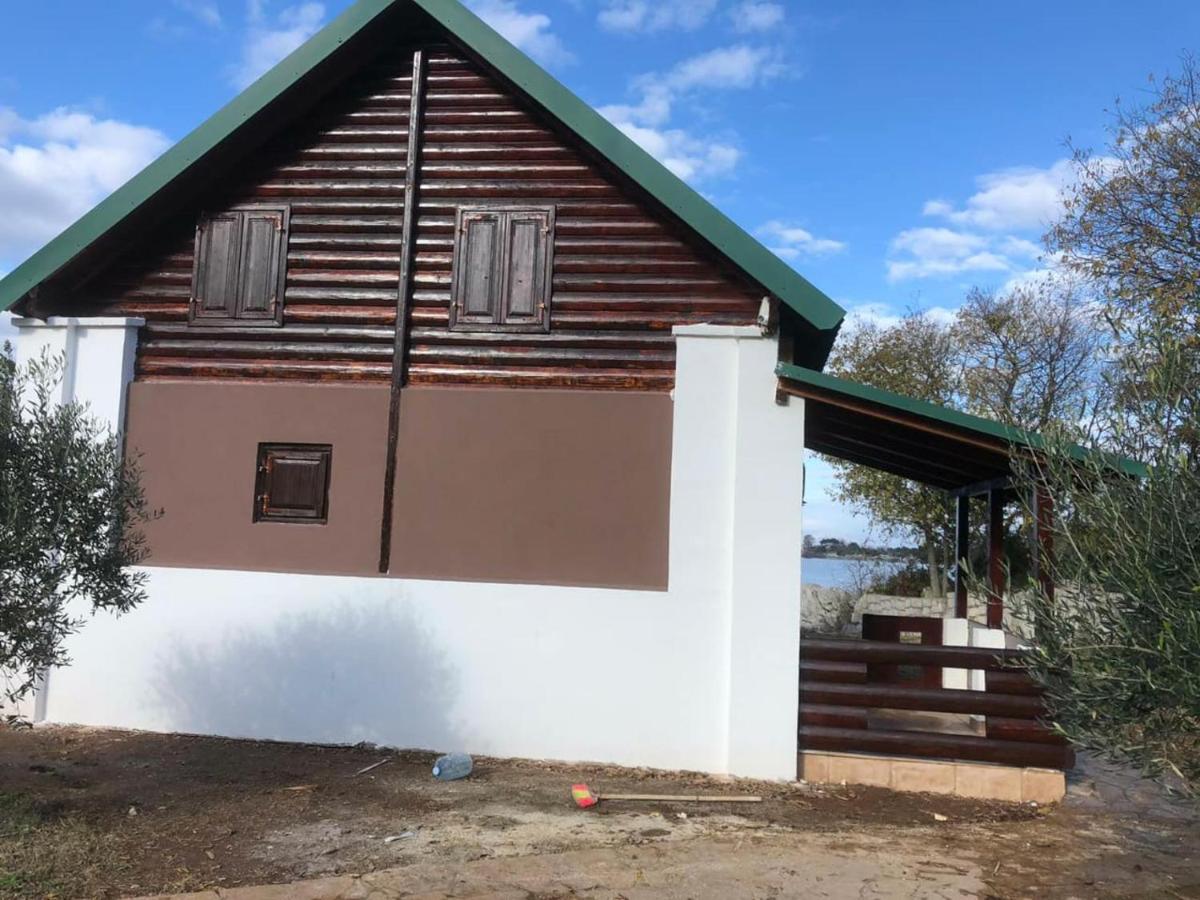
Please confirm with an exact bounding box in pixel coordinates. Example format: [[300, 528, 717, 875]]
[[672, 324, 762, 338]]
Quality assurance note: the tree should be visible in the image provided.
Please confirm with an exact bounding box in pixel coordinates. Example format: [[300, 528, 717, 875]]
[[1014, 332, 1200, 795], [1016, 57, 1200, 794], [825, 311, 958, 597], [1, 347, 153, 715], [953, 280, 1106, 437], [826, 285, 1109, 597], [1050, 55, 1200, 461]]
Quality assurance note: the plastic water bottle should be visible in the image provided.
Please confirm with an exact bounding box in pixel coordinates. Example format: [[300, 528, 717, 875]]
[[432, 752, 473, 781]]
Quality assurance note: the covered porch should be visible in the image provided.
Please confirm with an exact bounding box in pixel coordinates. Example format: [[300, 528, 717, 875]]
[[777, 362, 1090, 778]]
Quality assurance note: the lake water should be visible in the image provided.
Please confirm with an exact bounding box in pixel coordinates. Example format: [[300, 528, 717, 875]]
[[802, 557, 904, 591]]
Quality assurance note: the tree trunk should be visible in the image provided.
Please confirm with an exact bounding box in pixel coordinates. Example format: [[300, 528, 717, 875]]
[[926, 536, 941, 597]]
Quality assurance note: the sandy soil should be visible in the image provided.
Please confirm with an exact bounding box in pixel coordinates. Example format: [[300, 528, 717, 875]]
[[0, 726, 1195, 899]]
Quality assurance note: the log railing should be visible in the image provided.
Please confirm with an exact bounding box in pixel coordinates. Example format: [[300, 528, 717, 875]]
[[799, 638, 1073, 770]]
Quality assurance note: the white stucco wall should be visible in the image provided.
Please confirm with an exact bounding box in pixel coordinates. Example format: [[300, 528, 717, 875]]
[[17, 321, 806, 779]]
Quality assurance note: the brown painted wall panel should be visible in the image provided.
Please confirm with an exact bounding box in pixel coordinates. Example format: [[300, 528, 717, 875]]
[[126, 381, 391, 576], [389, 387, 672, 590], [126, 382, 672, 589]]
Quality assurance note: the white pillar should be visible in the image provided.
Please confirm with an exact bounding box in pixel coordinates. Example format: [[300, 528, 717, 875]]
[[10, 316, 143, 722], [13, 317, 143, 434], [674, 325, 805, 780]]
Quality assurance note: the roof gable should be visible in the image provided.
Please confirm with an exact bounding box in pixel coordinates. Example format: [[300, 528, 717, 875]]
[[0, 0, 844, 349]]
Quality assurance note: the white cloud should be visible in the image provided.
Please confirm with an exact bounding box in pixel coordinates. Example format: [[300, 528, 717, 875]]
[[598, 0, 719, 33], [922, 159, 1075, 232], [886, 227, 1014, 282], [667, 44, 783, 92], [0, 107, 170, 269], [174, 0, 223, 27], [757, 220, 846, 259], [467, 0, 573, 66], [598, 44, 784, 183], [842, 301, 958, 330], [888, 161, 1073, 282], [729, 1, 785, 33], [230, 2, 325, 90], [611, 121, 740, 181]]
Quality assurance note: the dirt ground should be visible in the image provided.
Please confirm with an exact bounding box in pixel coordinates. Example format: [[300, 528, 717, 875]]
[[0, 726, 1195, 899]]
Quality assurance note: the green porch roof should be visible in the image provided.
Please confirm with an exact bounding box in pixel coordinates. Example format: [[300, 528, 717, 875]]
[[0, 0, 845, 348], [777, 362, 1147, 489]]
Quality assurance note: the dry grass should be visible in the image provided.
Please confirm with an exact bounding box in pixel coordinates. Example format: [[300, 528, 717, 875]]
[[0, 792, 124, 898]]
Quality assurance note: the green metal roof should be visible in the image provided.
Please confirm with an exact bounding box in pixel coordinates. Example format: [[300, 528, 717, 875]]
[[777, 362, 1148, 481], [0, 0, 845, 340]]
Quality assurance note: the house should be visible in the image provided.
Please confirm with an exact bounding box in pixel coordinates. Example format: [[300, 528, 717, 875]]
[[1, 0, 1116, 787]]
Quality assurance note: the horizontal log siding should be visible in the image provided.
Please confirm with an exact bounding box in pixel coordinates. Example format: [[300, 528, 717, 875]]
[[403, 47, 759, 390], [79, 42, 762, 389]]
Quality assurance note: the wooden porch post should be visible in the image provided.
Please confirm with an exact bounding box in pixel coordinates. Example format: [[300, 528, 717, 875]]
[[954, 493, 970, 618], [1032, 484, 1055, 604], [986, 488, 1005, 629]]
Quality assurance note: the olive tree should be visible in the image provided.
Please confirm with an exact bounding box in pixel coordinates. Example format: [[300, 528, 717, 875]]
[[0, 345, 152, 716]]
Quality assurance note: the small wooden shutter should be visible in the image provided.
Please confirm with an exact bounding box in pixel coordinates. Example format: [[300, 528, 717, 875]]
[[254, 444, 332, 524], [190, 205, 289, 326], [191, 213, 243, 321], [451, 211, 504, 328], [450, 206, 554, 333]]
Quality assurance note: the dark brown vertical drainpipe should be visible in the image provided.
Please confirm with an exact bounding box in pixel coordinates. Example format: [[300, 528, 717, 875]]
[[378, 48, 427, 574], [986, 488, 1006, 629]]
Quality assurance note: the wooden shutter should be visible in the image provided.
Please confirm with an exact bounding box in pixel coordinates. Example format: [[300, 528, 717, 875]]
[[190, 205, 289, 326], [190, 213, 243, 321], [450, 206, 555, 333], [451, 211, 504, 328], [254, 444, 332, 524], [236, 209, 287, 321], [500, 210, 553, 331]]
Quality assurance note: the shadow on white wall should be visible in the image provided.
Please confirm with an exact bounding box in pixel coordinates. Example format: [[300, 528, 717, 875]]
[[152, 599, 463, 752]]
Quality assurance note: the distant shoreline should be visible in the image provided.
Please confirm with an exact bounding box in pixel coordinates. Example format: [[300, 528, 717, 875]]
[[802, 554, 917, 562]]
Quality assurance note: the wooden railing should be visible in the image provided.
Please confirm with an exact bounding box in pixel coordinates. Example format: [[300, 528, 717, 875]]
[[799, 638, 1073, 770]]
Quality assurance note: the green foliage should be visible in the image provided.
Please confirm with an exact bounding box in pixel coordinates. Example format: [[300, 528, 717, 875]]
[[825, 312, 958, 596], [1017, 58, 1200, 794], [824, 288, 1102, 596], [1051, 57, 1200, 463], [1015, 423, 1200, 795], [0, 345, 152, 713], [865, 560, 932, 598]]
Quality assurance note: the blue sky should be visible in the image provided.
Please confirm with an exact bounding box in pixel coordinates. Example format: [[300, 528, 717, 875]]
[[1, 0, 1196, 540]]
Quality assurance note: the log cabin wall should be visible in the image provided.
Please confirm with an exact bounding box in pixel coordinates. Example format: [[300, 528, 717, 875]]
[[80, 40, 766, 391]]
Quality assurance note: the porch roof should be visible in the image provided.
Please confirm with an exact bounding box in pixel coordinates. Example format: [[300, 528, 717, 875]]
[[775, 362, 1146, 492]]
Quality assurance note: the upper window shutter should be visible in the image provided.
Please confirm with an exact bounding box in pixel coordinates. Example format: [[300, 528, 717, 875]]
[[190, 205, 288, 327], [500, 210, 553, 331], [451, 211, 504, 328], [191, 213, 243, 321], [236, 209, 288, 321], [450, 206, 555, 333]]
